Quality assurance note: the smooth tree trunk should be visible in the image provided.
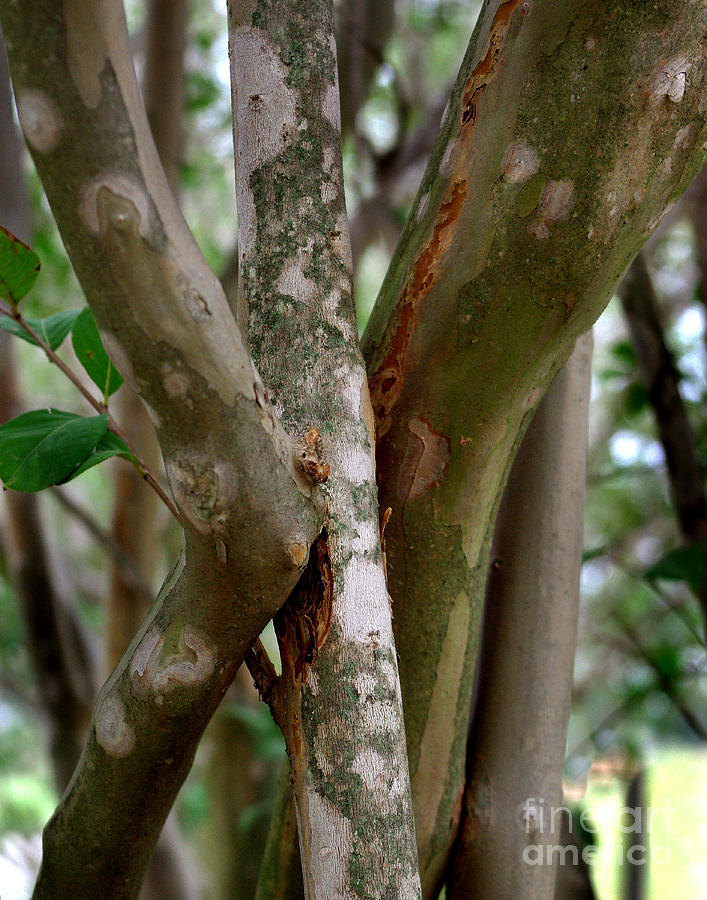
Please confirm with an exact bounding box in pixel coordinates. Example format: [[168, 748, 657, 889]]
[[448, 333, 593, 899]]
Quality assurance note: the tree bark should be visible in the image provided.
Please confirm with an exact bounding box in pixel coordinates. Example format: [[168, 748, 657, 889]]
[[448, 333, 592, 899], [229, 1, 421, 896], [0, 2, 322, 894], [361, 2, 707, 890]]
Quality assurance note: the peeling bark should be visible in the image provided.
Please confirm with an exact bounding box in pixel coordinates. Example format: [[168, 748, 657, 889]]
[[361, 1, 707, 891], [229, 1, 421, 897]]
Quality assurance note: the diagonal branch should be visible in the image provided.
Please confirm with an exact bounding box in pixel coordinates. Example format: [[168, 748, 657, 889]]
[[360, 0, 707, 891], [0, 1, 323, 894]]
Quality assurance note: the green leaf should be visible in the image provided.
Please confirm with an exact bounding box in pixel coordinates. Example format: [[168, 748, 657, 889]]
[[645, 545, 702, 597], [71, 307, 123, 399], [61, 431, 137, 482], [0, 409, 109, 492], [0, 226, 41, 306], [0, 309, 80, 350]]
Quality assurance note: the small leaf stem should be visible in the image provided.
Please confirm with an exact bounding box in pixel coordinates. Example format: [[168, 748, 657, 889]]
[[0, 299, 182, 524]]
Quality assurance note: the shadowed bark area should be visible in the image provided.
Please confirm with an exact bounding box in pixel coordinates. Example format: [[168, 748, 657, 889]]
[[0, 32, 93, 794], [448, 333, 592, 899], [0, 2, 323, 894], [620, 252, 707, 627], [360, 1, 706, 890]]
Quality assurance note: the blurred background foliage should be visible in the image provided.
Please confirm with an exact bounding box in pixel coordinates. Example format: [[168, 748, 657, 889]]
[[0, 1, 705, 898]]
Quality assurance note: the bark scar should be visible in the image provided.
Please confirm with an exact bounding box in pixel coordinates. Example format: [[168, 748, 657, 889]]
[[275, 529, 333, 683]]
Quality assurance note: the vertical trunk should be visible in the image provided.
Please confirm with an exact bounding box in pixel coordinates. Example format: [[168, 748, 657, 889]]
[[229, 2, 421, 896], [449, 333, 593, 899]]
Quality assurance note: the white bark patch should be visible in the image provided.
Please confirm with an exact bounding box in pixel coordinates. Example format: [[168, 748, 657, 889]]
[[275, 257, 318, 303], [79, 173, 150, 237], [408, 416, 451, 499], [354, 671, 378, 701], [529, 179, 574, 239], [502, 141, 539, 184], [320, 180, 338, 204], [305, 790, 353, 899], [649, 54, 691, 104], [323, 81, 342, 131], [352, 520, 378, 556], [440, 139, 456, 175], [131, 625, 216, 697], [160, 362, 191, 402], [16, 90, 63, 153], [351, 747, 388, 793], [412, 590, 471, 869], [337, 556, 394, 645], [231, 29, 297, 258], [416, 193, 430, 223], [95, 694, 134, 757]]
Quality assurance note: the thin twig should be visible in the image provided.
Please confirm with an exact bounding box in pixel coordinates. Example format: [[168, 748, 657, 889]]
[[0, 300, 182, 524], [49, 486, 154, 604], [244, 638, 284, 728]]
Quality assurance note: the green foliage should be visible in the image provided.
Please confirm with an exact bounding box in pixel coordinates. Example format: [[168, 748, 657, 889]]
[[71, 307, 123, 401], [645, 545, 703, 598], [0, 309, 80, 350], [0, 409, 109, 492], [0, 226, 40, 307]]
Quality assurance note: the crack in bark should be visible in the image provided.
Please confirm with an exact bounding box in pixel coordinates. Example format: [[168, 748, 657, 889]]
[[275, 530, 333, 685]]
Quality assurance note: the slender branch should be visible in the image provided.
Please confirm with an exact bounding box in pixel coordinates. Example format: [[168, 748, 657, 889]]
[[49, 487, 153, 605], [620, 251, 707, 626], [0, 298, 182, 523], [612, 614, 707, 740]]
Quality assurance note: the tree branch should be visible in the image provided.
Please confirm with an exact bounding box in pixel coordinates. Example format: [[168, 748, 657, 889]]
[[360, 0, 707, 890], [0, 1, 323, 894], [229, 1, 421, 895], [620, 251, 707, 627], [449, 334, 592, 899]]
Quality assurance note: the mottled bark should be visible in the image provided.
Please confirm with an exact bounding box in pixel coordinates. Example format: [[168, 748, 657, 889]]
[[448, 334, 592, 899], [229, 1, 421, 897], [361, 1, 707, 891], [0, 32, 93, 793], [620, 252, 707, 627], [106, 0, 187, 674], [0, 2, 322, 895]]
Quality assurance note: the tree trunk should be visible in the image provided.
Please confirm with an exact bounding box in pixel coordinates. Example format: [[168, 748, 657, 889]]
[[449, 333, 592, 899]]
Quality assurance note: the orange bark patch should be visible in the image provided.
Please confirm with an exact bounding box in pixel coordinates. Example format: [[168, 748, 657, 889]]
[[275, 531, 333, 684], [370, 181, 468, 437]]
